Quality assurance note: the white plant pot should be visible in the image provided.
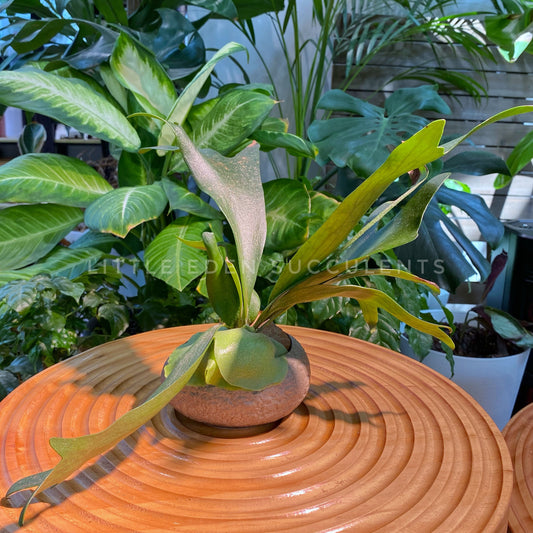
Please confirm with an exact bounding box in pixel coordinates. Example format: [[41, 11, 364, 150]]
[[401, 308, 531, 431]]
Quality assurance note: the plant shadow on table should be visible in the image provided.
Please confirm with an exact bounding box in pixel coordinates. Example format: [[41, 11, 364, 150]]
[[307, 381, 400, 427], [1, 342, 399, 528]]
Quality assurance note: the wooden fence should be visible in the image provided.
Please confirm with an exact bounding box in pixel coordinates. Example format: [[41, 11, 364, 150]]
[[332, 38, 533, 238]]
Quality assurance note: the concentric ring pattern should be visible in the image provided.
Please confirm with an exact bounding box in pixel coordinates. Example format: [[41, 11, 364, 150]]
[[503, 402, 533, 532], [0, 325, 513, 532]]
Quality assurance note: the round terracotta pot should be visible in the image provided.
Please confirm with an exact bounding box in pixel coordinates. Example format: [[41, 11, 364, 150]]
[[163, 326, 310, 429]]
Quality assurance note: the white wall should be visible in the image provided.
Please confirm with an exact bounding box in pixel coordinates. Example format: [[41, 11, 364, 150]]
[[187, 1, 326, 179]]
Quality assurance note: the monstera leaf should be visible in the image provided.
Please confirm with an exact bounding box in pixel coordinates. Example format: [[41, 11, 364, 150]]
[[309, 90, 531, 291], [396, 187, 505, 291], [308, 86, 450, 176]]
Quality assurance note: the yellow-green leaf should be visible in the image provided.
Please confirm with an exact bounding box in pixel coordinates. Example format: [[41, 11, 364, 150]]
[[7, 325, 220, 526]]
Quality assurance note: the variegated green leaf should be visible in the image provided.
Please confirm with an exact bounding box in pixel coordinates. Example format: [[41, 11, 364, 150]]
[[0, 247, 104, 282], [0, 68, 140, 151], [110, 32, 175, 118], [170, 90, 275, 171], [264, 179, 310, 253], [191, 89, 274, 153], [159, 42, 247, 147], [0, 153, 112, 207], [161, 177, 223, 220], [85, 185, 168, 238], [144, 216, 210, 290], [0, 204, 83, 270], [31, 246, 104, 279]]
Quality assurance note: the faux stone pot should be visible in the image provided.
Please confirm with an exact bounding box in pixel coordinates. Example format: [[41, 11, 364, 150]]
[[163, 325, 311, 429]]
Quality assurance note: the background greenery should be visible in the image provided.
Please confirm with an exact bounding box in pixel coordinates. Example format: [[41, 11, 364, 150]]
[[1, 0, 531, 398]]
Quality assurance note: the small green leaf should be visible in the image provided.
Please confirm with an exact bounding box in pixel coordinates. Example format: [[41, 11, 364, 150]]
[[485, 307, 533, 348], [17, 122, 46, 154], [110, 32, 176, 118], [144, 216, 209, 291], [161, 177, 223, 219], [0, 204, 83, 270], [85, 185, 168, 238], [0, 153, 112, 207], [212, 327, 288, 391], [97, 303, 129, 337]]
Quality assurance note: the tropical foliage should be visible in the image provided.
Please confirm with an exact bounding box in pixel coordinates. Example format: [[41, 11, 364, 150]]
[[307, 85, 520, 291], [7, 98, 533, 523], [0, 272, 132, 400]]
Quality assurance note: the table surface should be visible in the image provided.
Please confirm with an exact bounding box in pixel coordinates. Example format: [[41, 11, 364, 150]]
[[503, 402, 533, 533], [0, 325, 513, 532]]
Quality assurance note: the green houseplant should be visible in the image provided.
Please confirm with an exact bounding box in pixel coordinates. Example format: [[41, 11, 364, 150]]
[[0, 37, 291, 289], [2, 110, 464, 525], [401, 251, 533, 429], [5, 94, 533, 522]]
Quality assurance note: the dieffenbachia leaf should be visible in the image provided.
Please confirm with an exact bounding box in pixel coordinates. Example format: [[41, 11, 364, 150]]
[[0, 68, 140, 151], [159, 42, 247, 147], [110, 32, 175, 118], [161, 177, 223, 220], [144, 216, 210, 291], [172, 126, 266, 323], [0, 204, 83, 270], [0, 153, 112, 207], [263, 179, 311, 253], [169, 89, 275, 170], [6, 247, 105, 281], [6, 325, 220, 526], [262, 284, 453, 348], [269, 120, 446, 300], [84, 185, 168, 238]]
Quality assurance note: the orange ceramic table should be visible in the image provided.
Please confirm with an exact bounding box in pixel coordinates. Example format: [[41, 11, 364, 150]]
[[503, 402, 533, 532], [0, 325, 513, 532]]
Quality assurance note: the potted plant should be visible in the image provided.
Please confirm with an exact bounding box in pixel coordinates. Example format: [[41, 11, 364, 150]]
[[2, 106, 466, 524], [5, 92, 533, 522], [401, 253, 533, 430]]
